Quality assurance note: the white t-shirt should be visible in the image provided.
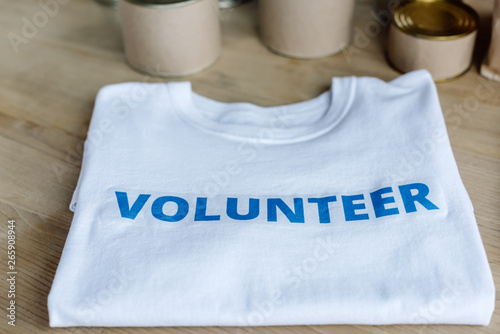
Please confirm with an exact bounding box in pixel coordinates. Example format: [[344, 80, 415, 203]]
[[48, 70, 495, 327]]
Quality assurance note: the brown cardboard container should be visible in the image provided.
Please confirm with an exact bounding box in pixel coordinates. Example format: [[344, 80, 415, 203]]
[[259, 0, 356, 59], [481, 0, 500, 81], [119, 0, 221, 77], [463, 0, 495, 31], [387, 0, 479, 81]]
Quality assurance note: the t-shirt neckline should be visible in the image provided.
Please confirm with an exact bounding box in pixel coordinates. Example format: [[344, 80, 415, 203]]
[[167, 77, 355, 144]]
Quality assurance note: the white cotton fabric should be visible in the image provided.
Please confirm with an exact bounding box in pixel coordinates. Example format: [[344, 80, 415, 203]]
[[48, 70, 495, 327]]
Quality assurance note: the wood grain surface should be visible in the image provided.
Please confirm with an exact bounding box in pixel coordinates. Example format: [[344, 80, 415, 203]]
[[0, 0, 498, 333]]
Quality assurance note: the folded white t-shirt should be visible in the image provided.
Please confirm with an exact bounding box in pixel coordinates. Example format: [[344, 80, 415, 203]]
[[48, 70, 495, 327]]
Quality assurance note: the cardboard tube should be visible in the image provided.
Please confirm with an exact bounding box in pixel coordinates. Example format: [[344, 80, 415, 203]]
[[463, 0, 495, 32], [481, 0, 500, 81], [119, 0, 221, 77], [387, 1, 478, 81], [259, 0, 356, 59], [388, 25, 477, 81]]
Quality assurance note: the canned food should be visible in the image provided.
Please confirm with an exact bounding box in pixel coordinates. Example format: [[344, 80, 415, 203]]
[[387, 0, 479, 81], [119, 0, 221, 77], [259, 0, 356, 59]]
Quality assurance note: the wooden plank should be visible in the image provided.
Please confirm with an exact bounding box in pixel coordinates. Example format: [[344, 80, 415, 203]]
[[0, 0, 498, 333]]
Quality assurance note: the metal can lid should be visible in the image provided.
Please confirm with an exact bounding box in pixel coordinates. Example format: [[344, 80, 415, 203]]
[[393, 0, 479, 40], [123, 0, 201, 8]]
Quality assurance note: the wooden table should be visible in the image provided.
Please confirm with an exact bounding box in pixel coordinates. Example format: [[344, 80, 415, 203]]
[[0, 0, 498, 333]]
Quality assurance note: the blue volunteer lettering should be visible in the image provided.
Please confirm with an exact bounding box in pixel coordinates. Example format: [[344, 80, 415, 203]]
[[115, 192, 150, 219], [370, 187, 399, 218], [152, 196, 189, 222], [342, 194, 370, 221], [227, 198, 259, 220], [267, 198, 305, 223], [307, 196, 337, 224], [115, 182, 439, 224], [194, 197, 220, 221], [399, 183, 439, 212]]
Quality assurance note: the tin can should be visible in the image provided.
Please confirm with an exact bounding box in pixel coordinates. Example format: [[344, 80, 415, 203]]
[[387, 0, 479, 81], [259, 0, 356, 59], [119, 0, 221, 77]]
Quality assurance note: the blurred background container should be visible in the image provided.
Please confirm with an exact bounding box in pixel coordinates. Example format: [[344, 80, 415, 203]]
[[259, 0, 356, 59], [119, 0, 221, 77]]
